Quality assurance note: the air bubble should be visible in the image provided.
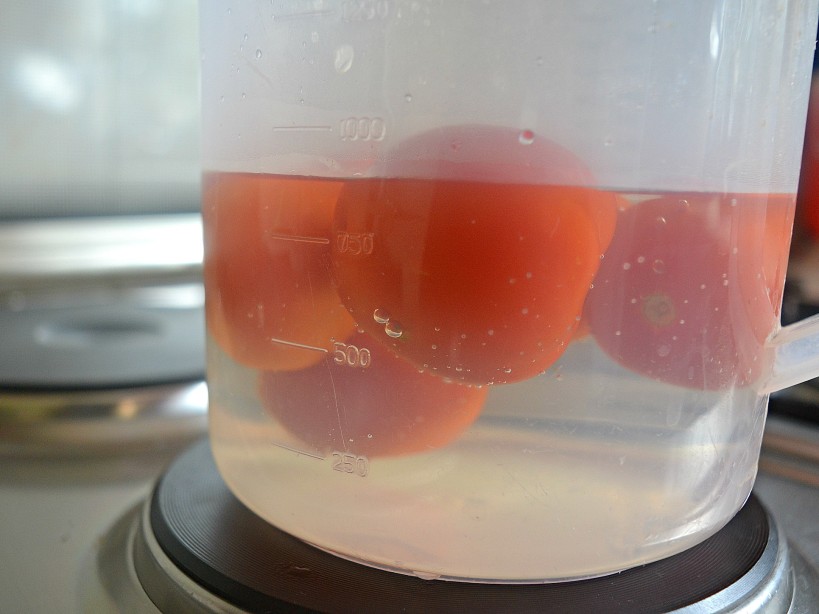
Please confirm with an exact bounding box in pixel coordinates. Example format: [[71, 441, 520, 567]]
[[385, 321, 403, 338], [373, 308, 390, 324], [521, 308, 529, 315], [518, 129, 535, 145], [652, 259, 665, 274], [334, 44, 355, 73], [487, 329, 494, 336], [657, 344, 671, 357], [622, 262, 632, 271], [503, 368, 513, 374], [404, 93, 413, 102], [431, 344, 438, 350], [255, 49, 262, 59]]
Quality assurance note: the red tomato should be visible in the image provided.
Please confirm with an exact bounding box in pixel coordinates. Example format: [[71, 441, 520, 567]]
[[258, 332, 487, 457], [331, 125, 617, 385], [584, 193, 792, 390], [203, 172, 356, 371], [797, 77, 819, 240]]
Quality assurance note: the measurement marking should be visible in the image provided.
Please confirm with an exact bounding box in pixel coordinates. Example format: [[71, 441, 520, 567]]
[[273, 9, 336, 21], [272, 441, 325, 460], [267, 233, 330, 245], [269, 337, 329, 353], [272, 125, 334, 132]]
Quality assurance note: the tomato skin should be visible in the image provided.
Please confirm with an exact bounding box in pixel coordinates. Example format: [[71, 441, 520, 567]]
[[332, 125, 616, 385], [584, 193, 790, 390], [258, 333, 487, 457], [203, 172, 356, 371], [797, 78, 819, 240]]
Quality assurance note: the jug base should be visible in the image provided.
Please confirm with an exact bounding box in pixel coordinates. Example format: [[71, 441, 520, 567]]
[[134, 438, 814, 612]]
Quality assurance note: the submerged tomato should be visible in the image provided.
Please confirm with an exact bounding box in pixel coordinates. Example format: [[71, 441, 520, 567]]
[[258, 332, 487, 457], [203, 172, 356, 371], [584, 193, 792, 390], [332, 125, 616, 385]]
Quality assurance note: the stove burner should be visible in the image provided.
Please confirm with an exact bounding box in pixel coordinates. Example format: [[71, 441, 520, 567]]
[[126, 439, 811, 613]]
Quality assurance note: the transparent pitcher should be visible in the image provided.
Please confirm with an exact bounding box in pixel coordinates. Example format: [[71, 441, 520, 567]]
[[200, 0, 819, 582]]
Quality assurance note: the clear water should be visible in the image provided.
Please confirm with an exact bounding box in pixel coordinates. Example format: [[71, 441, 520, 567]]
[[209, 337, 767, 582]]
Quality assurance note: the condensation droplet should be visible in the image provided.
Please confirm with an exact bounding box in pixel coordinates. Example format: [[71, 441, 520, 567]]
[[334, 44, 355, 73], [373, 308, 390, 324], [385, 321, 403, 338], [518, 129, 535, 145], [255, 49, 262, 59]]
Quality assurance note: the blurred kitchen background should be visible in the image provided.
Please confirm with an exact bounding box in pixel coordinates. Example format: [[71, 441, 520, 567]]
[[0, 0, 201, 219]]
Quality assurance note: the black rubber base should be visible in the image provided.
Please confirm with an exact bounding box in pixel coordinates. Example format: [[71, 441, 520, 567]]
[[149, 439, 771, 613]]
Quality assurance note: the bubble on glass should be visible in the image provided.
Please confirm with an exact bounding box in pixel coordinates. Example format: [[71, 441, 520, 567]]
[[385, 320, 403, 338], [334, 44, 355, 73], [373, 308, 390, 324], [255, 49, 262, 59], [518, 129, 535, 145], [652, 259, 666, 274]]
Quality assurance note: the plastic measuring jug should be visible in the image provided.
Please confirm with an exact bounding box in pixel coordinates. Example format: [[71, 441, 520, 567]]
[[200, 0, 819, 582]]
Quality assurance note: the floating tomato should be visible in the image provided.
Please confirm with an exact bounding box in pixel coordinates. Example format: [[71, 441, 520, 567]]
[[797, 77, 819, 240], [331, 125, 617, 385], [203, 172, 356, 371], [258, 332, 487, 457], [584, 193, 793, 390]]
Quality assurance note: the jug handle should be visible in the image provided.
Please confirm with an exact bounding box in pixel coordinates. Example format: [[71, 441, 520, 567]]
[[759, 312, 819, 394]]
